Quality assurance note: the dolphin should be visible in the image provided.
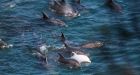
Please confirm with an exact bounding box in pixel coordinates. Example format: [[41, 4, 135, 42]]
[[81, 41, 104, 49], [32, 44, 48, 64], [49, 0, 80, 17], [58, 53, 80, 68], [59, 32, 103, 55], [42, 12, 66, 26], [105, 0, 122, 12]]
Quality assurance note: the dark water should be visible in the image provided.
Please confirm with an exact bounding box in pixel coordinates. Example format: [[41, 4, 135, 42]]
[[0, 0, 140, 75]]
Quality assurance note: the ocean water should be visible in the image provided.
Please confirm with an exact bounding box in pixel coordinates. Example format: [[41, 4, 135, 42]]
[[0, 0, 140, 75]]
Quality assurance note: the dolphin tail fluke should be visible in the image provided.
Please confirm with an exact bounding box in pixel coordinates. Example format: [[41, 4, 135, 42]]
[[42, 12, 49, 19]]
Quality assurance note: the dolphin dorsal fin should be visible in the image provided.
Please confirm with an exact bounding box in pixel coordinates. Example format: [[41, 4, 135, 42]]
[[42, 12, 49, 19], [61, 32, 66, 43], [60, 32, 70, 48], [58, 53, 64, 59]]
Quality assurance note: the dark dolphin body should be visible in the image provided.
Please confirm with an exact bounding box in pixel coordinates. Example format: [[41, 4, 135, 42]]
[[59, 33, 103, 56], [58, 53, 80, 68], [49, 0, 80, 17], [105, 0, 122, 12], [42, 12, 66, 26]]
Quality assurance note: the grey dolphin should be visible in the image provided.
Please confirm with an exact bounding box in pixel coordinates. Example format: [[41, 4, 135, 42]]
[[105, 0, 122, 12], [81, 41, 104, 49], [60, 33, 103, 54], [58, 53, 80, 68], [42, 12, 66, 26], [32, 45, 48, 64], [50, 0, 80, 17], [33, 51, 47, 64]]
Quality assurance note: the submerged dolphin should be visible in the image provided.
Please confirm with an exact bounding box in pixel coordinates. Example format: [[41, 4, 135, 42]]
[[42, 12, 66, 26], [105, 0, 122, 12], [81, 41, 103, 49], [49, 0, 80, 17]]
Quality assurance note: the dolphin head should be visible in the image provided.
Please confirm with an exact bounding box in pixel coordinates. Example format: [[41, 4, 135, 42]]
[[64, 9, 80, 17]]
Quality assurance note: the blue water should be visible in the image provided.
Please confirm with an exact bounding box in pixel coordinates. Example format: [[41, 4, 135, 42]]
[[0, 0, 140, 75]]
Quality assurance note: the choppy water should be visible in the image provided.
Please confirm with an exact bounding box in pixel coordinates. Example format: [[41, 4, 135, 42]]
[[0, 0, 140, 75]]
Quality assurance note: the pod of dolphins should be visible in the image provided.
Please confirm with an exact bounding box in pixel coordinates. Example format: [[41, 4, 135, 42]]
[[41, 0, 122, 26], [0, 0, 122, 69], [32, 32, 103, 69]]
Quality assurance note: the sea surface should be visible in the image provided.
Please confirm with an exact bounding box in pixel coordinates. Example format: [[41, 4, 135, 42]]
[[0, 0, 140, 75]]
